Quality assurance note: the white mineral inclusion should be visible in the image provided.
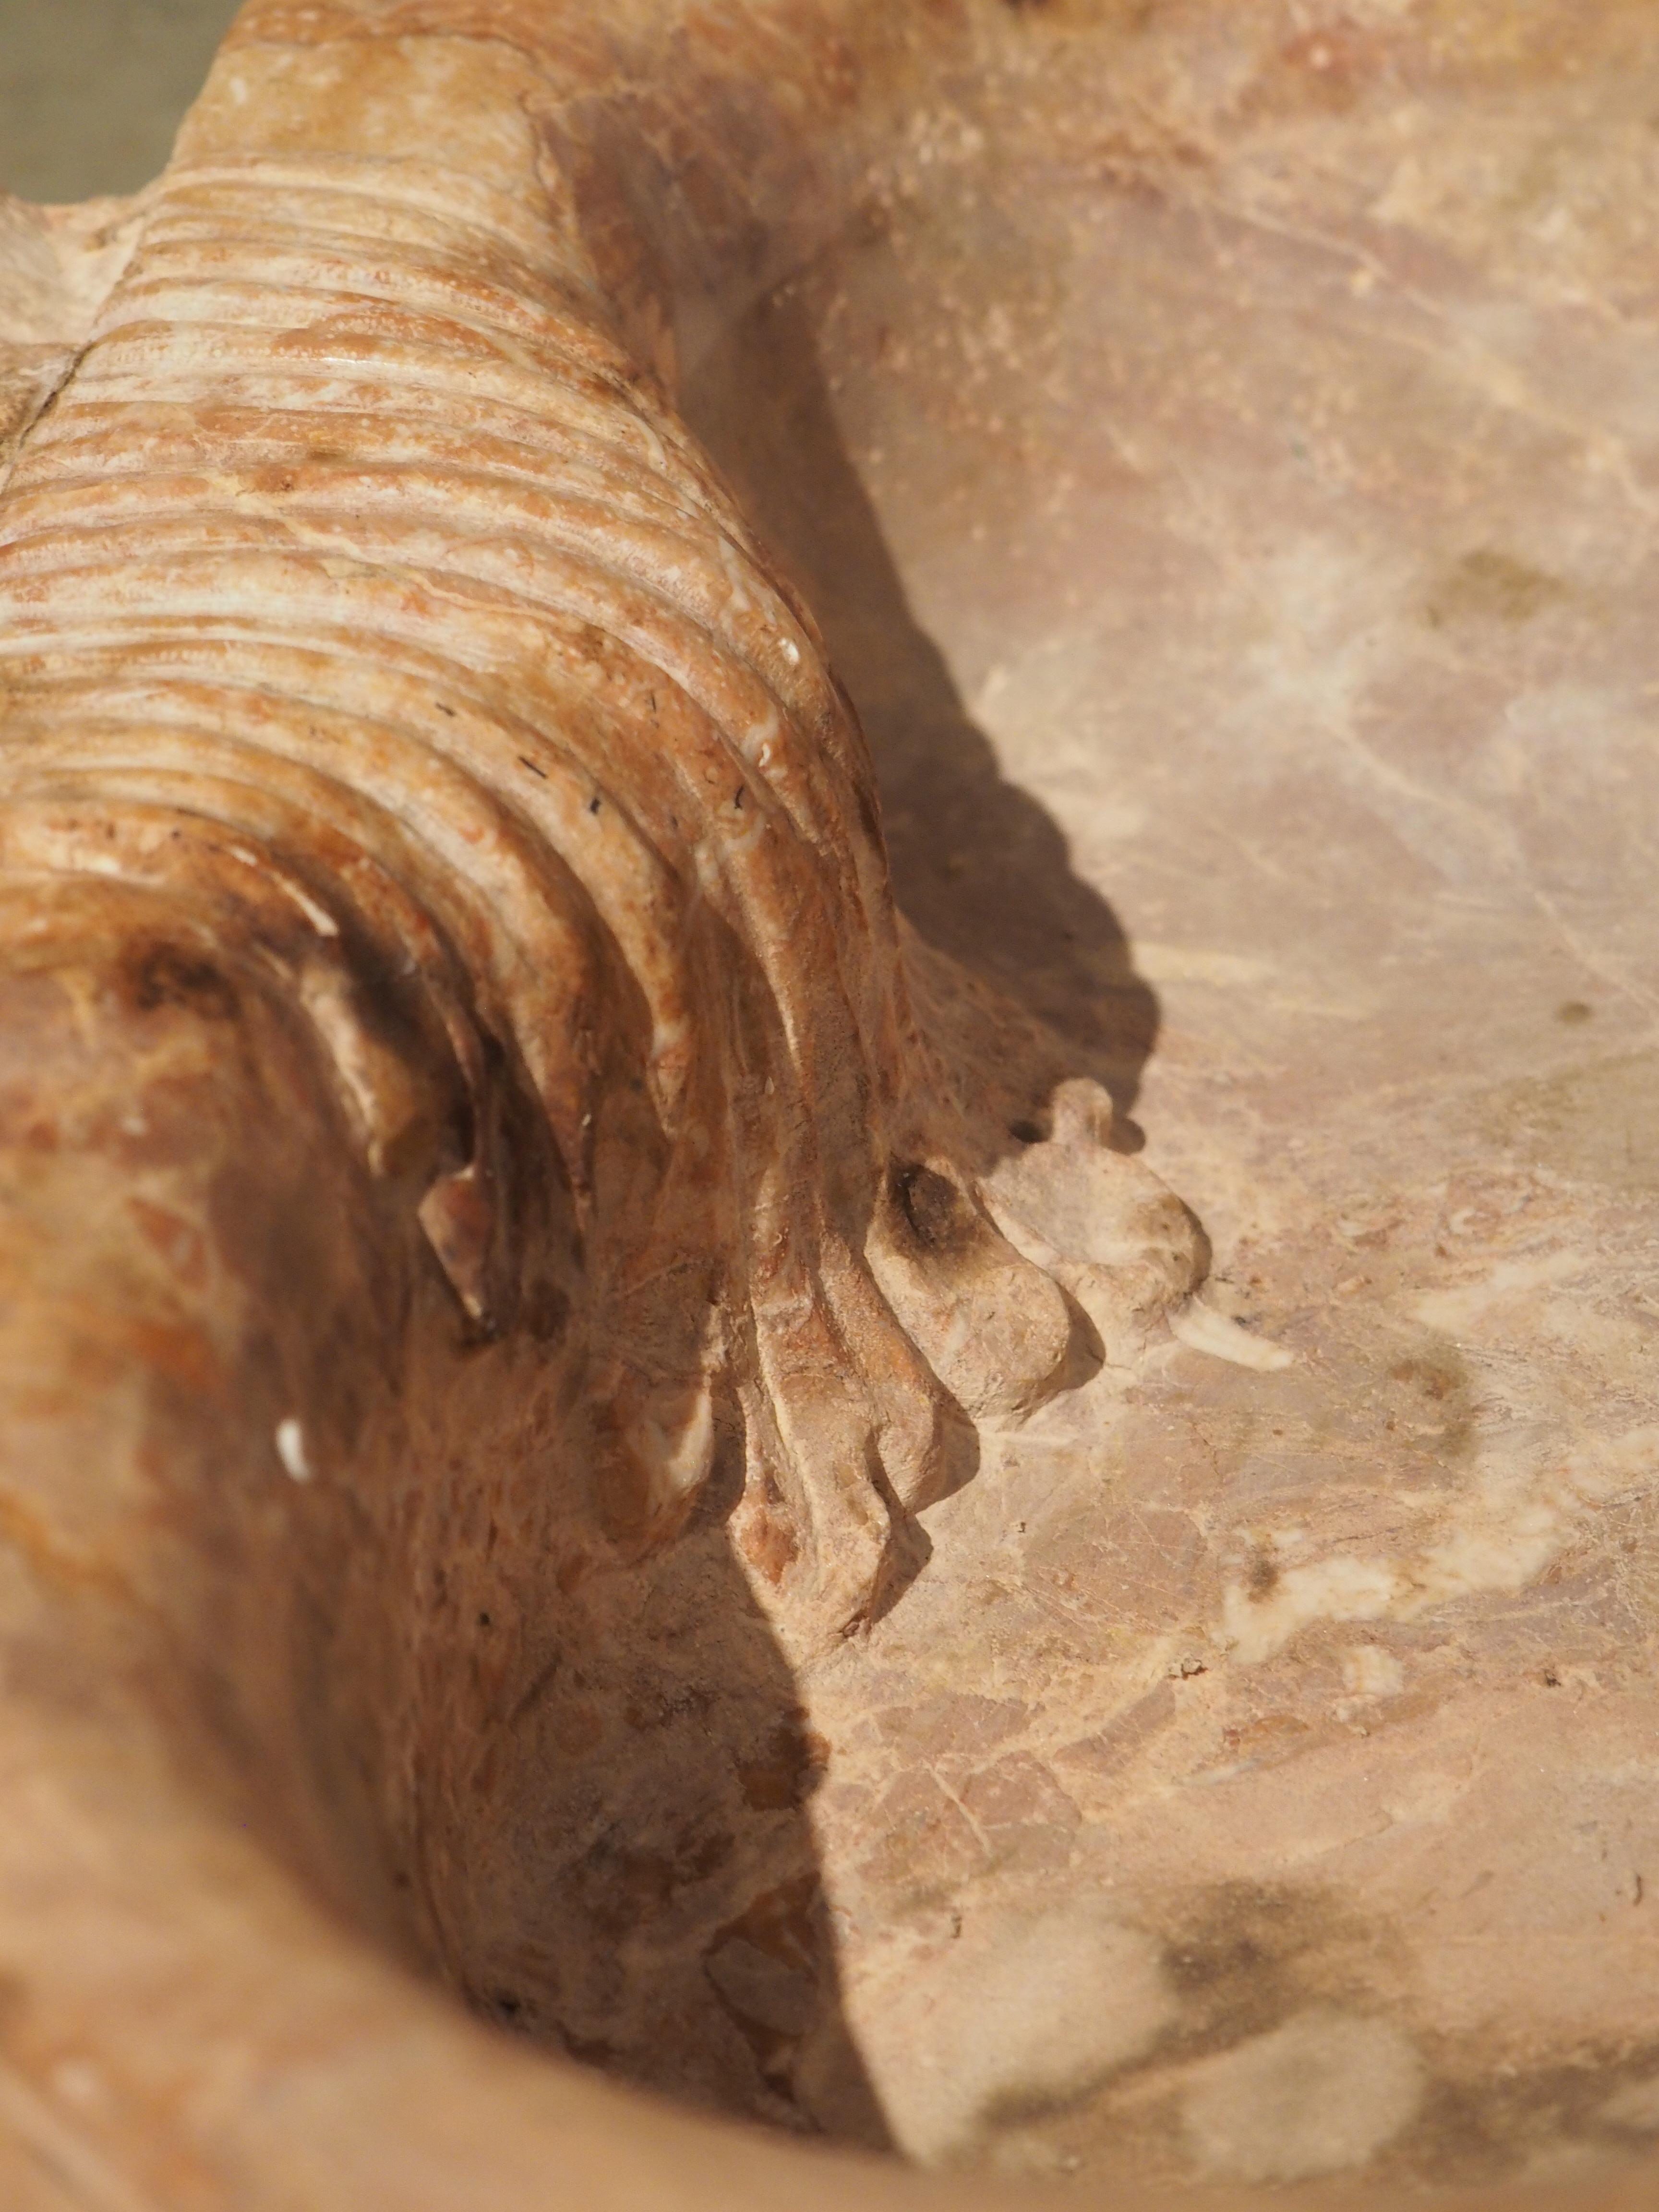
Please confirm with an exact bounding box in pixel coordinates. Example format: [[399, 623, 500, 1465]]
[[275, 1418, 312, 1484], [852, 1903, 1176, 2162], [1340, 1643, 1405, 1699], [1170, 1298, 1295, 1371], [1219, 1424, 1659, 1665], [1181, 2009, 1424, 2184]]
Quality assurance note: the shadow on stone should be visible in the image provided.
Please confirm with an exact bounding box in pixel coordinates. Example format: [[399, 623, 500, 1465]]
[[435, 1453, 894, 2148], [681, 281, 1161, 1145]]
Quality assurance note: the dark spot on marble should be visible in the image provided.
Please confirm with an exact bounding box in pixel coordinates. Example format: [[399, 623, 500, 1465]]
[[891, 1161, 978, 1258], [1424, 548, 1565, 627], [124, 943, 239, 1022]]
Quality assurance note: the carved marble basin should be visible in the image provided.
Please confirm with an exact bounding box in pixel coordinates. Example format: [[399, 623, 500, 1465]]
[[0, 3, 1657, 2208]]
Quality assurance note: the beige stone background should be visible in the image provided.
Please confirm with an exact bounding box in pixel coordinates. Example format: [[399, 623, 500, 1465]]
[[5, 0, 1659, 2200], [0, 0, 239, 202], [679, 6, 1659, 2191]]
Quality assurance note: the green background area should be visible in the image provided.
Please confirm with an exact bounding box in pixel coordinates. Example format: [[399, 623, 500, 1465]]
[[0, 0, 242, 201]]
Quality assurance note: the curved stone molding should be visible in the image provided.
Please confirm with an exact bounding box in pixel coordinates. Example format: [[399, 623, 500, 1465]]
[[0, 8, 1198, 1655], [0, 5, 1207, 2197]]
